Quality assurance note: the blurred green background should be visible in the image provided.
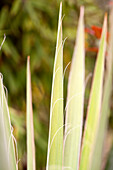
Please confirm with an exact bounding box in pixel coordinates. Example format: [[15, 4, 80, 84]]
[[0, 0, 113, 169]]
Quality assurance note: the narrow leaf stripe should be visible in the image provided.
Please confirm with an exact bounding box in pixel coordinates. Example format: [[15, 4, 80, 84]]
[[27, 56, 36, 170]]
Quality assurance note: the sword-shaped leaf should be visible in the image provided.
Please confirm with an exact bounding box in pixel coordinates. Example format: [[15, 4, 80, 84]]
[[46, 2, 63, 170], [91, 8, 113, 170], [64, 7, 85, 170], [27, 56, 36, 170], [80, 14, 107, 170]]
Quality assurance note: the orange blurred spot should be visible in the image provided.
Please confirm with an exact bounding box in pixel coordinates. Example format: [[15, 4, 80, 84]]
[[91, 26, 102, 39], [85, 25, 109, 41], [85, 47, 98, 53], [85, 25, 109, 53]]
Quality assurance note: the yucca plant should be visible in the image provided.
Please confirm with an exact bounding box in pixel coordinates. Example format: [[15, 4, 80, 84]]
[[0, 2, 112, 170], [46, 2, 113, 170]]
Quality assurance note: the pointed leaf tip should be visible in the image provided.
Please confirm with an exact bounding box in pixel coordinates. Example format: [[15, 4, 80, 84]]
[[80, 6, 84, 18], [105, 12, 107, 20], [59, 2, 62, 22], [60, 2, 62, 8], [27, 56, 30, 60], [104, 13, 107, 28]]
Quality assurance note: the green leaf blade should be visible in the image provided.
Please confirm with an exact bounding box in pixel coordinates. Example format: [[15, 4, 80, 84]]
[[79, 14, 107, 170], [91, 9, 113, 170], [27, 56, 36, 170], [64, 7, 85, 170], [46, 3, 63, 170]]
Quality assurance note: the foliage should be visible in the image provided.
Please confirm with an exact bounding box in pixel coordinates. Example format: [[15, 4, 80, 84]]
[[0, 0, 113, 170]]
